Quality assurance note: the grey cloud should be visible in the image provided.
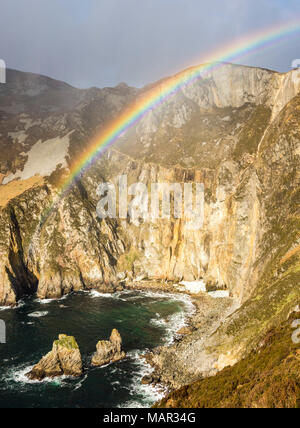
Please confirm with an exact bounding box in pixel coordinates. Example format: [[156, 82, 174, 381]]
[[0, 0, 299, 88]]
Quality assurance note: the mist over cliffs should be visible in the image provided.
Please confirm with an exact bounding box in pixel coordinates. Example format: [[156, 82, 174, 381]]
[[0, 64, 299, 384]]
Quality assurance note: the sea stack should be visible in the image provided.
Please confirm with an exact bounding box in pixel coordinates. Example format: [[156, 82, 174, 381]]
[[91, 329, 126, 367], [27, 334, 83, 381]]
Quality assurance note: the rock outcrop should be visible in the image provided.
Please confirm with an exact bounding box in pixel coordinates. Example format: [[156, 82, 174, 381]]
[[0, 63, 299, 307], [27, 334, 83, 381], [144, 93, 300, 388], [0, 64, 299, 397], [91, 329, 126, 367]]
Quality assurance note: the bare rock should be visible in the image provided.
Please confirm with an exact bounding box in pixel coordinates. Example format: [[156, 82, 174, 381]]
[[110, 328, 122, 352], [141, 375, 153, 385], [27, 334, 83, 381], [176, 326, 194, 335], [91, 329, 126, 367]]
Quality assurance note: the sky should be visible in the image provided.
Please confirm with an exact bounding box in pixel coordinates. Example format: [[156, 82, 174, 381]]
[[0, 0, 300, 88]]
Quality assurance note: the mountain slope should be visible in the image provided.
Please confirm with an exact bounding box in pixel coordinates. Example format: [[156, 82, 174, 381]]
[[155, 310, 300, 408], [148, 93, 300, 389], [0, 65, 299, 403], [0, 63, 299, 303]]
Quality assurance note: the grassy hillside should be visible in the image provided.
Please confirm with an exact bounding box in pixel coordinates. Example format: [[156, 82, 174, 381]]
[[155, 311, 300, 408]]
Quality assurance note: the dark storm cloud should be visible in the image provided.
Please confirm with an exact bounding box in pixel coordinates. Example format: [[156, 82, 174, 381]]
[[0, 0, 300, 88]]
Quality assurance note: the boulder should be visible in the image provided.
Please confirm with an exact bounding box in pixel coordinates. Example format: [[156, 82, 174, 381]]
[[91, 328, 126, 367], [176, 326, 194, 335], [27, 334, 83, 381], [141, 375, 153, 385], [141, 373, 161, 385]]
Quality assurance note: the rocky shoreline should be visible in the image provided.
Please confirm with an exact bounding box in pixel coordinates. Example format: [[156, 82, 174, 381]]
[[136, 286, 237, 393], [122, 280, 237, 396], [124, 280, 184, 294], [13, 280, 237, 401]]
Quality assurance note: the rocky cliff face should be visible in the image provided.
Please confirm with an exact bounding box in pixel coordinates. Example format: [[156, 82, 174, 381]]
[[0, 64, 299, 388], [91, 328, 126, 367], [1, 63, 299, 305], [149, 92, 300, 387], [27, 334, 83, 381]]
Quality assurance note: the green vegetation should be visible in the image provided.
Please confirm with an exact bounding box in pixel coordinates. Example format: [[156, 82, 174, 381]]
[[54, 334, 79, 350], [117, 247, 141, 272], [233, 105, 271, 161], [155, 312, 300, 408]]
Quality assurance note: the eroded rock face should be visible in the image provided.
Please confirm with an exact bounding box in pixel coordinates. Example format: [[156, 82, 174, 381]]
[[27, 334, 83, 381], [91, 329, 126, 367], [0, 64, 299, 307], [148, 94, 300, 387], [0, 63, 299, 392]]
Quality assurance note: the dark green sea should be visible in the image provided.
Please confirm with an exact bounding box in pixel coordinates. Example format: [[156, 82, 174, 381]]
[[0, 289, 194, 408]]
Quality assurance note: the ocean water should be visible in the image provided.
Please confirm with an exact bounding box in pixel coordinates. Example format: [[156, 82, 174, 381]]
[[0, 289, 194, 408]]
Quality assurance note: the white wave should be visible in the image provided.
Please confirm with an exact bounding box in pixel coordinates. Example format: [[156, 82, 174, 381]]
[[28, 311, 48, 318], [150, 317, 163, 327], [0, 300, 25, 311], [8, 363, 84, 388], [130, 289, 195, 311], [35, 298, 56, 305], [13, 365, 45, 384], [4, 364, 58, 386], [119, 350, 167, 409], [88, 290, 113, 298], [87, 290, 128, 301], [126, 349, 143, 360], [1, 286, 194, 408], [117, 289, 135, 296], [135, 290, 195, 344], [150, 312, 169, 329], [163, 311, 187, 345], [94, 361, 113, 369], [74, 374, 88, 390], [35, 295, 68, 305], [120, 291, 195, 408]]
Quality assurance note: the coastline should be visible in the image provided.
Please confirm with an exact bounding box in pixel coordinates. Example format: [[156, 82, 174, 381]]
[[0, 284, 198, 407], [124, 280, 236, 399], [122, 281, 200, 403], [0, 281, 236, 407], [131, 283, 236, 394]]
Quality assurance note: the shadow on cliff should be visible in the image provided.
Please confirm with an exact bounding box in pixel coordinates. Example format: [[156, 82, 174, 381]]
[[5, 207, 38, 300]]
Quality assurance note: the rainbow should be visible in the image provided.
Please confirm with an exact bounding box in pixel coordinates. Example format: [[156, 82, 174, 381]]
[[46, 19, 300, 218]]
